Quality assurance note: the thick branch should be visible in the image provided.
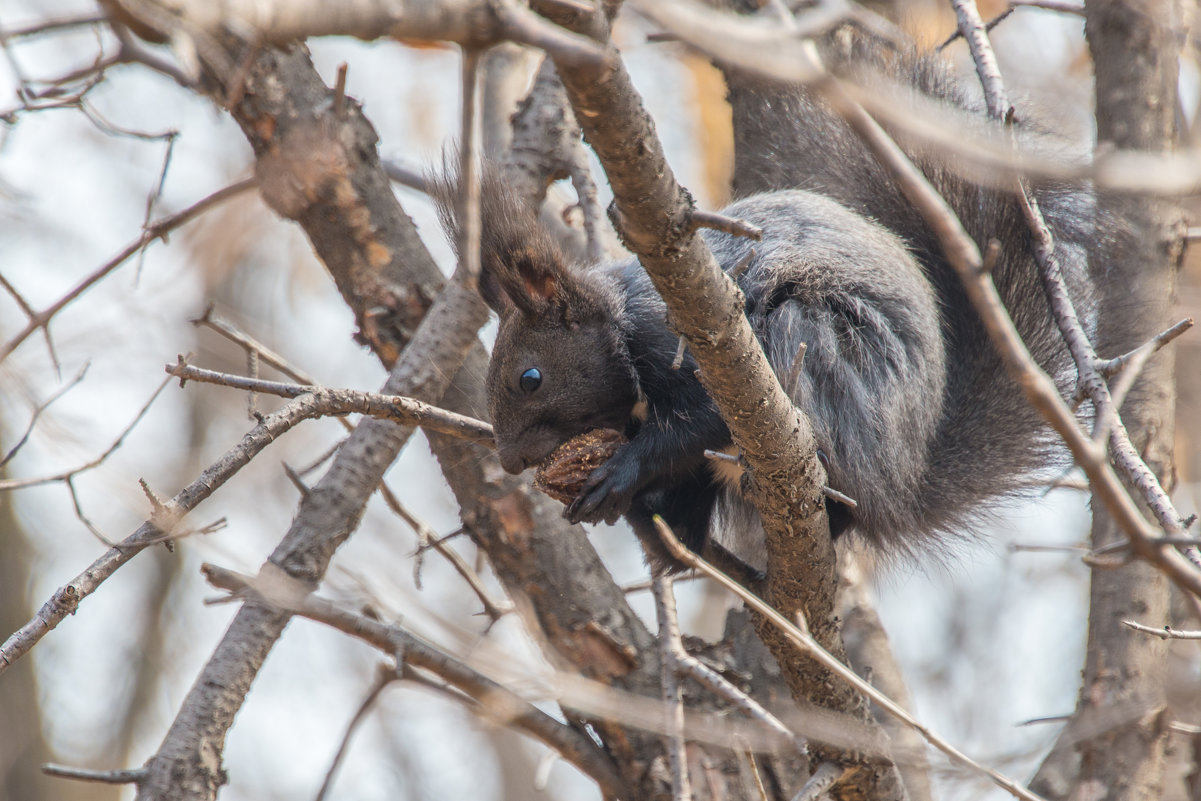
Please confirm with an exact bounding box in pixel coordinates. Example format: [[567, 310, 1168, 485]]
[[534, 4, 900, 797]]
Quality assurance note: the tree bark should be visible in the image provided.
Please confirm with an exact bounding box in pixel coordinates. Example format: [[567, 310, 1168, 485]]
[[1032, 3, 1186, 799]]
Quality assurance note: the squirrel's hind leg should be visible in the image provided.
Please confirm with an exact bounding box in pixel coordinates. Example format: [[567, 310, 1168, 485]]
[[625, 472, 719, 572]]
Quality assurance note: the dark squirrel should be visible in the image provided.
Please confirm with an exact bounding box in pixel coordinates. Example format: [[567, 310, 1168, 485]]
[[438, 39, 1107, 568]]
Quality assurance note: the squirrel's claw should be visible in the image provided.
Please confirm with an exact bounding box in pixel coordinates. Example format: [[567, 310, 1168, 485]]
[[566, 457, 638, 525]]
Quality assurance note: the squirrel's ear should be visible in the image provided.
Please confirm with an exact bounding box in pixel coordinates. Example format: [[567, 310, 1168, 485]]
[[483, 245, 578, 319], [432, 155, 594, 321]]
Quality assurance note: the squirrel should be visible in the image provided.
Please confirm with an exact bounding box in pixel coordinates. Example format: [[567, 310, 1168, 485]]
[[436, 33, 1108, 569]]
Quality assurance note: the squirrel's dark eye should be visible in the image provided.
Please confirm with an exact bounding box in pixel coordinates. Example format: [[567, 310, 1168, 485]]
[[519, 367, 542, 393]]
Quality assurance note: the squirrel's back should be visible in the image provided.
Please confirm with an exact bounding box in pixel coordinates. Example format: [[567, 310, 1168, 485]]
[[720, 41, 1100, 553]]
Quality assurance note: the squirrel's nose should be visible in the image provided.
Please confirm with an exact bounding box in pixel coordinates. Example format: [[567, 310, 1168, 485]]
[[496, 445, 526, 475]]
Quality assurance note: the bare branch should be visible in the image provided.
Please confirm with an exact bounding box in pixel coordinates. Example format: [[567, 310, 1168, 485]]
[[201, 563, 629, 799], [313, 665, 397, 801], [653, 518, 1053, 801], [1098, 316, 1193, 379], [2, 13, 107, 39], [689, 209, 763, 240], [164, 361, 494, 447], [1122, 620, 1201, 640], [0, 374, 171, 491], [42, 764, 148, 784], [632, 0, 1201, 197], [0, 178, 256, 365], [0, 392, 328, 675], [110, 0, 606, 66], [651, 573, 694, 801], [791, 762, 845, 801], [1, 362, 90, 468], [384, 495, 510, 621]]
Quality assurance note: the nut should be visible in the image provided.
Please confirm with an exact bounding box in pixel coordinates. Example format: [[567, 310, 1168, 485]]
[[533, 429, 626, 504]]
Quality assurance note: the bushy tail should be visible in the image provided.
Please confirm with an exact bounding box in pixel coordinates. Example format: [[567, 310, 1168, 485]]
[[721, 38, 1099, 546]]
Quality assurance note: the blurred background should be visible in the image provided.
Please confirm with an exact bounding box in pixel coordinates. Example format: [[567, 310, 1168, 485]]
[[1, 1, 1198, 799]]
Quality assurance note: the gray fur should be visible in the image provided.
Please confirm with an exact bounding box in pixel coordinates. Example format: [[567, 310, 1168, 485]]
[[440, 42, 1104, 568]]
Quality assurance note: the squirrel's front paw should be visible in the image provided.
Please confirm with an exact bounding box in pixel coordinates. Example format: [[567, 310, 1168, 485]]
[[565, 458, 639, 526]]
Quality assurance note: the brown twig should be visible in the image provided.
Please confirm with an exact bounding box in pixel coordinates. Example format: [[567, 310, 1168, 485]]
[[164, 361, 494, 447], [652, 518, 1052, 801], [384, 496, 509, 621], [201, 563, 629, 799], [689, 209, 763, 241], [0, 178, 256, 365], [42, 764, 148, 784], [2, 13, 107, 39], [313, 664, 398, 801], [650, 572, 694, 801], [0, 391, 328, 675]]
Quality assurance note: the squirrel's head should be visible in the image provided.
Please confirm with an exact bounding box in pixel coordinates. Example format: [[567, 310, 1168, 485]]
[[434, 164, 640, 474]]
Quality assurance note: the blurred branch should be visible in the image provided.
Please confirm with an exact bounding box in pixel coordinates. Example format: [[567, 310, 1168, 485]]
[[313, 665, 397, 801], [200, 563, 629, 799], [0, 375, 171, 492], [650, 573, 693, 801], [0, 362, 90, 469], [389, 499, 511, 623], [631, 0, 1201, 197], [1, 13, 108, 39], [0, 178, 256, 368], [106, 0, 605, 67]]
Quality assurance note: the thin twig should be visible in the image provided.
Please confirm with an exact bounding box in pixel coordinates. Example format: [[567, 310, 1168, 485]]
[[689, 209, 763, 241], [383, 495, 509, 621], [2, 13, 107, 39], [313, 665, 398, 801], [653, 517, 1052, 801], [1097, 316, 1192, 377], [192, 306, 316, 384], [0, 392, 333, 675], [332, 62, 349, 118], [458, 48, 482, 287], [164, 361, 494, 446], [0, 374, 171, 491], [383, 159, 430, 193], [791, 761, 845, 801], [201, 563, 629, 799], [651, 572, 694, 801], [671, 336, 688, 370], [673, 647, 805, 754], [821, 486, 858, 509], [1122, 620, 1201, 640], [1, 361, 90, 468], [730, 247, 756, 279], [42, 764, 148, 784], [0, 178, 256, 365]]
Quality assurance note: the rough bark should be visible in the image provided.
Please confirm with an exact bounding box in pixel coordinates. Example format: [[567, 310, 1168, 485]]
[[532, 4, 906, 799], [1032, 3, 1187, 799]]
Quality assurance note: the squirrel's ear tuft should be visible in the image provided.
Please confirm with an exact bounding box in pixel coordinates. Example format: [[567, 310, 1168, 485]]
[[432, 155, 600, 321]]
